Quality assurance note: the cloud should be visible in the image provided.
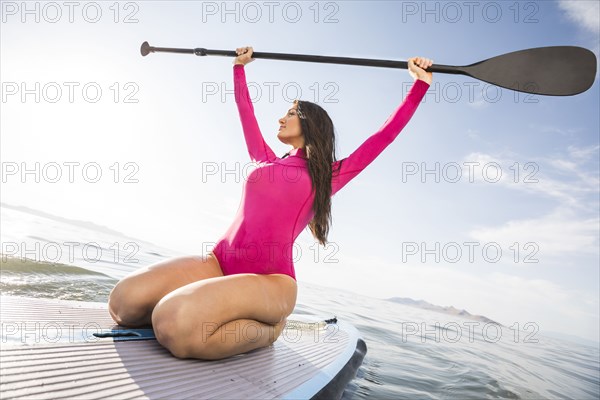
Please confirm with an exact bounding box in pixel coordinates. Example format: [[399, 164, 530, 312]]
[[568, 144, 600, 161], [466, 128, 481, 140], [469, 208, 599, 256], [526, 123, 582, 138], [461, 145, 599, 257], [461, 145, 599, 211], [557, 0, 600, 34]]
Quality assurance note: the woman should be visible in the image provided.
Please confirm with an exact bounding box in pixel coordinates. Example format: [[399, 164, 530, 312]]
[[108, 47, 432, 360]]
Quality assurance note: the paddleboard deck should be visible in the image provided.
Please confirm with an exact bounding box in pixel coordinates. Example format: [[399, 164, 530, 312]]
[[0, 296, 366, 399]]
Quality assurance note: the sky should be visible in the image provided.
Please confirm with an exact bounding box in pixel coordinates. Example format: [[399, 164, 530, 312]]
[[1, 1, 599, 342]]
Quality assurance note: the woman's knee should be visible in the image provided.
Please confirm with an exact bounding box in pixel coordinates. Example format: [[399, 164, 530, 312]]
[[259, 275, 297, 322], [270, 318, 287, 345], [152, 294, 226, 359], [108, 256, 199, 327], [152, 297, 197, 358], [108, 277, 152, 327]]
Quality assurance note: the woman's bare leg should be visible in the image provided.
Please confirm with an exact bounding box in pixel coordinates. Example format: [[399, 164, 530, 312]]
[[195, 317, 288, 360], [108, 253, 223, 328], [151, 273, 297, 360]]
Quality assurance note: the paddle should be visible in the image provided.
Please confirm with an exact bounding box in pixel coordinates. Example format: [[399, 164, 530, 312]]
[[140, 42, 596, 96]]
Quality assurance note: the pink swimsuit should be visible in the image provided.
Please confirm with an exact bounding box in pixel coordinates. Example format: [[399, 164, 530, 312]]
[[211, 64, 429, 281]]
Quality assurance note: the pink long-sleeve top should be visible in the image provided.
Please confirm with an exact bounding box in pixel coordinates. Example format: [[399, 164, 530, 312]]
[[211, 64, 429, 280]]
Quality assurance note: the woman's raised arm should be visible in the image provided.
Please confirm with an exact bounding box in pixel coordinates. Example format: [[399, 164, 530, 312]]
[[233, 47, 276, 163], [331, 57, 432, 196]]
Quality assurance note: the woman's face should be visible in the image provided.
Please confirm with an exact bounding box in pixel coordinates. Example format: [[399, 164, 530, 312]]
[[277, 102, 304, 147]]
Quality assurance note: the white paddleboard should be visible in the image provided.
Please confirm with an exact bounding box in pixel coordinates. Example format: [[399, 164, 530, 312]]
[[0, 295, 366, 399]]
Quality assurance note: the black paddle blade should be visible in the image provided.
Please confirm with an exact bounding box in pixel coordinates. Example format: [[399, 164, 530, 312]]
[[462, 46, 597, 96]]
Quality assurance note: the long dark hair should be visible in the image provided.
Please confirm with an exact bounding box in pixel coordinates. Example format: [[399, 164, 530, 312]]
[[293, 99, 343, 246]]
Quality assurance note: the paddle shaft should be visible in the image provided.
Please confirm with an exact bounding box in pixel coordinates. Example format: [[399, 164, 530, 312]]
[[143, 43, 462, 74]]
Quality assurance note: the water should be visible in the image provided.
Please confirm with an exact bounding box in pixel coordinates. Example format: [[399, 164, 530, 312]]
[[1, 205, 599, 399]]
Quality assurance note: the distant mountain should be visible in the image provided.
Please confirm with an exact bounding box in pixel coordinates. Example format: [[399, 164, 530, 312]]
[[0, 202, 176, 255], [2, 202, 128, 238], [387, 297, 503, 326]]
